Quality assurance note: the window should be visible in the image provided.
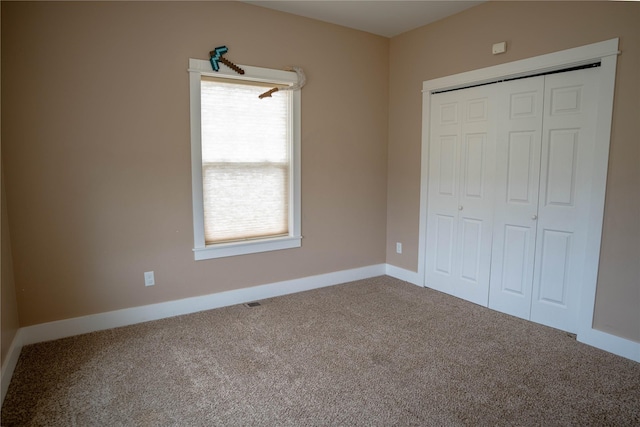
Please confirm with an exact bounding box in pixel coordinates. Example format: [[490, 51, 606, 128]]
[[188, 59, 301, 260]]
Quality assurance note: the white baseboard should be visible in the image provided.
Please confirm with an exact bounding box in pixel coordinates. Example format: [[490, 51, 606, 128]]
[[577, 327, 640, 363], [1, 329, 24, 406], [21, 264, 387, 346], [3, 261, 637, 407], [2, 264, 384, 406], [385, 264, 422, 286]]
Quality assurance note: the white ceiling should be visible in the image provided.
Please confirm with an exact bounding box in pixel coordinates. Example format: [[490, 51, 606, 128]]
[[242, 1, 485, 38]]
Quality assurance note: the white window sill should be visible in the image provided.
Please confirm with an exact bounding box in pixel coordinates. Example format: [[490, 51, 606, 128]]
[[193, 235, 302, 260]]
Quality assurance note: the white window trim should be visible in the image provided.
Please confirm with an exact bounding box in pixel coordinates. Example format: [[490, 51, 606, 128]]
[[188, 58, 302, 260]]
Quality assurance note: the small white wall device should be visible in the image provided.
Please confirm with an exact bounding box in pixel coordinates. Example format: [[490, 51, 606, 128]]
[[492, 41, 507, 55]]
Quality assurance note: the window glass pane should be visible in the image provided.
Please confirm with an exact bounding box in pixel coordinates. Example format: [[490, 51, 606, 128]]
[[201, 80, 289, 163], [200, 78, 291, 244], [203, 164, 289, 243]]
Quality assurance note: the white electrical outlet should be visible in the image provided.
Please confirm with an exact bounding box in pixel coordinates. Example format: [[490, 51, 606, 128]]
[[144, 271, 155, 287], [396, 242, 402, 254]]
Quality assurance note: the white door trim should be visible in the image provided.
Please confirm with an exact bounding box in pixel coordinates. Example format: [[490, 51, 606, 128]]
[[418, 39, 639, 361]]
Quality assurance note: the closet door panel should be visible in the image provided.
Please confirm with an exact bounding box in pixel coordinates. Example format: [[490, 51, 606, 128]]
[[459, 217, 482, 277], [426, 86, 494, 305], [463, 133, 486, 198], [434, 214, 455, 275], [488, 78, 544, 320], [531, 68, 598, 333], [437, 136, 458, 196], [425, 93, 462, 295], [506, 132, 537, 203], [545, 129, 578, 206], [537, 230, 572, 306], [500, 225, 531, 296], [457, 102, 494, 306]]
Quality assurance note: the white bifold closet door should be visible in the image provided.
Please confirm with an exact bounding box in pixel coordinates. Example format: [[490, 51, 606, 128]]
[[427, 66, 599, 333], [488, 77, 545, 321], [530, 68, 598, 332], [425, 85, 496, 306]]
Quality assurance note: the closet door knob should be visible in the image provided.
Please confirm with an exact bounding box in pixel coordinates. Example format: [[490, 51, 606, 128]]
[[531, 214, 538, 220], [458, 205, 464, 210]]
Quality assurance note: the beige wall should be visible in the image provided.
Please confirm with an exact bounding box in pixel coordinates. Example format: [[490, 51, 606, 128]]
[[2, 169, 20, 366], [2, 1, 638, 346], [387, 1, 640, 342], [2, 0, 22, 365], [1, 2, 389, 326]]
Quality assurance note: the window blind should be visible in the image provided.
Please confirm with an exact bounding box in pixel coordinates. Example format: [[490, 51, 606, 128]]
[[200, 78, 290, 244]]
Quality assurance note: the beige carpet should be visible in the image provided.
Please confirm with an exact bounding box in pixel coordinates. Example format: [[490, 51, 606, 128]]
[[2, 276, 639, 426]]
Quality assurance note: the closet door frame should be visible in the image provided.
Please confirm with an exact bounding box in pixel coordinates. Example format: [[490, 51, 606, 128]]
[[417, 39, 635, 360]]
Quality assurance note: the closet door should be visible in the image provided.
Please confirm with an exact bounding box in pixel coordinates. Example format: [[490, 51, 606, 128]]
[[425, 64, 607, 334], [488, 77, 544, 319], [530, 68, 599, 333], [425, 85, 495, 306]]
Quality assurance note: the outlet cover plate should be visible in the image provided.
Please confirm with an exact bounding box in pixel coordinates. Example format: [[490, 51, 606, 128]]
[[144, 271, 155, 286]]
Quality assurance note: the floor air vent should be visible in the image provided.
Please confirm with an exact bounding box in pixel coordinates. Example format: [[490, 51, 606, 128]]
[[244, 302, 261, 308]]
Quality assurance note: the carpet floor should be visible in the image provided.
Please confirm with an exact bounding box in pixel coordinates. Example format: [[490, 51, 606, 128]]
[[2, 276, 639, 426]]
